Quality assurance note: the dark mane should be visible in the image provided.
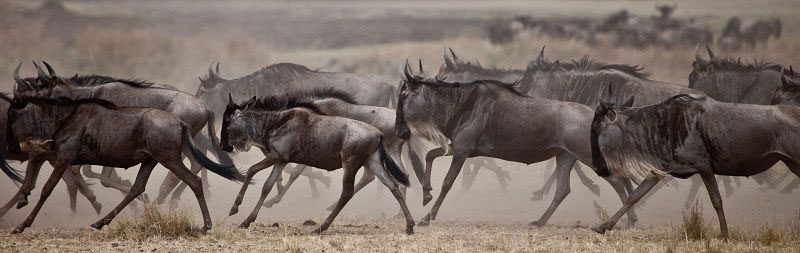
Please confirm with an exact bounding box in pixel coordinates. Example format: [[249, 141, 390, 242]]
[[299, 88, 359, 105], [36, 74, 154, 89], [695, 56, 791, 75], [529, 55, 651, 79], [248, 63, 320, 79], [448, 60, 525, 76], [408, 76, 527, 97], [236, 94, 326, 115], [21, 96, 119, 110]]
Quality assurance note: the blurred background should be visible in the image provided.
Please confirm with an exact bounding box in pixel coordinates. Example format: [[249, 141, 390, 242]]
[[0, 0, 797, 229]]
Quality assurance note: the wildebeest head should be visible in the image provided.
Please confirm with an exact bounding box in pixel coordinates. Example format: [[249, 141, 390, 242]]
[[590, 96, 634, 177], [771, 67, 800, 105], [399, 60, 458, 151], [197, 62, 229, 98], [220, 93, 253, 153], [13, 61, 154, 100]]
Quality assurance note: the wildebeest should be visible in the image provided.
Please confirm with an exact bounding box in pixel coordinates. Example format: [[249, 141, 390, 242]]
[[227, 88, 426, 210], [13, 62, 232, 205], [397, 64, 636, 227], [221, 95, 415, 234], [4, 95, 244, 234], [590, 94, 800, 239]]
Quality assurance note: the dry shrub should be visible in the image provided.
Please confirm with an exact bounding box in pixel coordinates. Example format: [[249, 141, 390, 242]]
[[105, 203, 200, 241], [756, 222, 784, 246], [679, 201, 710, 241]]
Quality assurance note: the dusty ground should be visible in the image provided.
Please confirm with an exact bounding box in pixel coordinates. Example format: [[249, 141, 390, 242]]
[[0, 217, 797, 252]]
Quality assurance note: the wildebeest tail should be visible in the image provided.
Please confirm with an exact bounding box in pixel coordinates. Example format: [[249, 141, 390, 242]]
[[378, 136, 409, 186], [0, 157, 22, 186], [182, 126, 245, 182], [205, 110, 235, 166]]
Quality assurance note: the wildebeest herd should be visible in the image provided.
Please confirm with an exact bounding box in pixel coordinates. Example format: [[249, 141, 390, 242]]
[[0, 43, 798, 240]]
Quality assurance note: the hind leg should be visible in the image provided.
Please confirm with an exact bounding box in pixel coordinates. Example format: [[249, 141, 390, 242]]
[[683, 176, 703, 209], [91, 160, 157, 230], [531, 152, 576, 226], [601, 176, 638, 227], [575, 164, 600, 196], [531, 160, 557, 201], [62, 168, 79, 214], [66, 166, 102, 214], [460, 160, 479, 193], [240, 164, 286, 228], [326, 168, 375, 211], [169, 157, 203, 204], [638, 177, 671, 205], [418, 152, 467, 226], [230, 156, 279, 216], [482, 159, 510, 193], [156, 155, 199, 204], [264, 164, 305, 208], [312, 165, 358, 234], [366, 154, 415, 234], [405, 137, 429, 203], [158, 158, 215, 233]]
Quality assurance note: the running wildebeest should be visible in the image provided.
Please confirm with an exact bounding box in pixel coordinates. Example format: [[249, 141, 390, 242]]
[[221, 94, 415, 234], [436, 48, 601, 199], [194, 62, 400, 199], [768, 68, 800, 193], [229, 88, 426, 210], [13, 62, 232, 205], [689, 45, 795, 194], [0, 93, 105, 216], [4, 95, 244, 234], [590, 94, 800, 239], [397, 63, 636, 227]]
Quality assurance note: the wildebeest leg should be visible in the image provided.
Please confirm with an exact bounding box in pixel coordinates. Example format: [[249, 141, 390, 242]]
[[422, 147, 448, 205], [326, 168, 375, 211], [602, 176, 638, 227], [592, 177, 660, 234], [312, 164, 358, 234], [481, 159, 510, 192], [14, 160, 46, 209], [11, 160, 71, 234], [575, 165, 600, 196], [699, 172, 728, 240], [65, 166, 102, 214], [240, 164, 286, 228], [63, 169, 79, 214], [0, 160, 44, 217], [405, 137, 429, 202], [366, 154, 415, 234], [683, 176, 704, 209], [157, 157, 199, 204], [264, 164, 307, 208], [230, 156, 279, 216], [418, 154, 467, 226], [531, 153, 576, 226], [91, 160, 157, 230], [308, 176, 321, 200], [531, 159, 557, 201], [460, 160, 480, 193], [638, 177, 671, 205], [163, 158, 215, 233], [719, 176, 734, 198]]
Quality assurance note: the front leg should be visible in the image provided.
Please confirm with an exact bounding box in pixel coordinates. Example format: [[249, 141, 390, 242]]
[[12, 158, 72, 234], [699, 172, 728, 240], [230, 154, 279, 216], [418, 153, 467, 226], [592, 176, 660, 234], [240, 163, 286, 228], [12, 159, 45, 210]]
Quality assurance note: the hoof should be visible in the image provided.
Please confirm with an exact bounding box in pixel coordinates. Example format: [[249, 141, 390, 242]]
[[15, 200, 27, 209], [309, 227, 324, 235], [139, 193, 150, 203], [422, 193, 433, 206], [529, 221, 545, 227], [239, 220, 252, 229], [10, 227, 24, 234], [591, 226, 606, 234], [229, 206, 239, 216], [417, 219, 430, 226], [587, 185, 601, 196], [262, 201, 275, 208], [201, 225, 211, 234], [91, 222, 105, 230], [405, 224, 414, 235]]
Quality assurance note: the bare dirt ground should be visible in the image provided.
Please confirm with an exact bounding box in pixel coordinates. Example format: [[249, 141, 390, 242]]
[[0, 217, 798, 252]]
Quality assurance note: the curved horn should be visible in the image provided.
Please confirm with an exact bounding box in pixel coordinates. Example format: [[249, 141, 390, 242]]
[[215, 62, 221, 74], [607, 81, 613, 97], [13, 62, 33, 90], [33, 61, 50, 80], [448, 47, 460, 63], [208, 62, 226, 81], [228, 92, 235, 106], [403, 59, 413, 81], [694, 45, 703, 62], [535, 45, 545, 62], [705, 44, 717, 60], [42, 61, 56, 77], [443, 47, 454, 66], [418, 59, 424, 73], [791, 65, 795, 76]]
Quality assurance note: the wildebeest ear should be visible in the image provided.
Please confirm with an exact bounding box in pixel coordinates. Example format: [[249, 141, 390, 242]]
[[621, 96, 634, 107], [443, 47, 455, 67], [705, 44, 717, 61], [227, 93, 236, 107], [534, 45, 545, 63], [692, 45, 704, 68], [448, 47, 461, 64]]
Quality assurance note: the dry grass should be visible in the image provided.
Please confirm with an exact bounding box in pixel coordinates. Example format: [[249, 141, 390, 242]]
[[593, 201, 609, 223], [679, 201, 711, 241], [104, 203, 201, 241]]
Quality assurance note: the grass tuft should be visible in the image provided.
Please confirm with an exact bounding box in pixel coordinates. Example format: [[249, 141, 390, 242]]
[[593, 201, 609, 223], [679, 201, 710, 241], [105, 203, 200, 241], [756, 222, 784, 246]]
